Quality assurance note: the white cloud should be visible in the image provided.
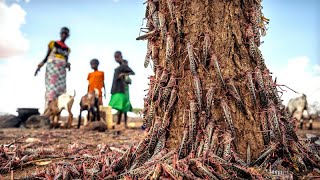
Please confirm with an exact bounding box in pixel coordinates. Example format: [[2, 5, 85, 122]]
[[313, 64, 320, 74], [273, 56, 320, 106], [112, 0, 120, 2], [0, 1, 29, 58], [0, 56, 44, 114], [11, 0, 30, 3]]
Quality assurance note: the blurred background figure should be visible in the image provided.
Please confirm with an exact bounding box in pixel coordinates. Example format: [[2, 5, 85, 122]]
[[87, 59, 106, 105], [109, 51, 135, 128], [123, 60, 133, 113], [35, 27, 71, 109]]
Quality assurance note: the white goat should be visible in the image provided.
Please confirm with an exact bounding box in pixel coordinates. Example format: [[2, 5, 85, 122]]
[[287, 94, 310, 129], [44, 90, 76, 128]]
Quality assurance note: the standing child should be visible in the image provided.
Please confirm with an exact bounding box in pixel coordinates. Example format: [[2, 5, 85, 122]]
[[87, 59, 106, 105], [109, 51, 135, 128], [122, 60, 133, 113]]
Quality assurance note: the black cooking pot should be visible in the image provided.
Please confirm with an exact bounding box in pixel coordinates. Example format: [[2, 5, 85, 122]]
[[17, 108, 40, 123]]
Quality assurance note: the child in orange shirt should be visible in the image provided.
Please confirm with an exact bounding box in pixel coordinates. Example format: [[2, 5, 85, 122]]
[[87, 59, 106, 105]]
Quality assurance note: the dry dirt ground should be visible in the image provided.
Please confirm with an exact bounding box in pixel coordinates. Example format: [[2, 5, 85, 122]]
[[0, 117, 145, 179], [0, 120, 319, 179], [296, 121, 320, 137]]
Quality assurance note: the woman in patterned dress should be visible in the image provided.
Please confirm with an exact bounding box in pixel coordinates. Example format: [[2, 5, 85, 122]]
[[35, 27, 71, 107]]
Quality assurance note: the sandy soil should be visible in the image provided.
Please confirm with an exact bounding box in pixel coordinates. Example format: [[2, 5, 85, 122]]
[[0, 124, 144, 179], [296, 121, 320, 137]]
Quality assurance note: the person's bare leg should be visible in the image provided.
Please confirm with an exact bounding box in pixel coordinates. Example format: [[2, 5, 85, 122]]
[[117, 111, 122, 125], [124, 112, 128, 129]]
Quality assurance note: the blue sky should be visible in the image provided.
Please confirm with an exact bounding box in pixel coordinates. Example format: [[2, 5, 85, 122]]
[[0, 0, 319, 115], [261, 0, 319, 69], [14, 0, 146, 57]]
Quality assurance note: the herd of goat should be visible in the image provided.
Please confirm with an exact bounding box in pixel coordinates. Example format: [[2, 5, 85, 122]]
[[44, 89, 101, 129]]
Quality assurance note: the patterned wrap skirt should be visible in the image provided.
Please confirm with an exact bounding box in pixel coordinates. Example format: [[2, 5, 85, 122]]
[[45, 59, 67, 103]]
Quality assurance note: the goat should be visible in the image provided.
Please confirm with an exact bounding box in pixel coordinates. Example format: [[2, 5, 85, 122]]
[[44, 90, 76, 128], [287, 93, 311, 129], [78, 89, 100, 129]]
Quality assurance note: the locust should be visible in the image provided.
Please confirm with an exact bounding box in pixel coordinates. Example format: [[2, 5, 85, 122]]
[[232, 149, 247, 167], [246, 72, 257, 106], [222, 131, 232, 161], [151, 164, 162, 180], [158, 10, 167, 45], [220, 100, 236, 138], [206, 83, 215, 115], [151, 42, 159, 68], [187, 42, 198, 75], [255, 47, 267, 70], [189, 100, 198, 151], [260, 111, 270, 145], [202, 121, 214, 157], [178, 110, 190, 159], [160, 74, 176, 106], [152, 11, 160, 29], [196, 139, 204, 158], [210, 126, 219, 151], [254, 67, 268, 107], [268, 103, 282, 141], [203, 32, 211, 67], [211, 53, 225, 87], [193, 160, 220, 180], [166, 0, 175, 21], [144, 40, 152, 68], [167, 87, 178, 113], [178, 125, 189, 159], [161, 163, 185, 180], [226, 78, 247, 115], [145, 102, 155, 130], [246, 143, 251, 166], [193, 75, 203, 111], [136, 29, 158, 41], [165, 33, 174, 66], [251, 143, 277, 166], [148, 117, 162, 155]]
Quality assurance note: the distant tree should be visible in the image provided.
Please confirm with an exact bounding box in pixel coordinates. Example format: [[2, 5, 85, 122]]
[[132, 108, 143, 115]]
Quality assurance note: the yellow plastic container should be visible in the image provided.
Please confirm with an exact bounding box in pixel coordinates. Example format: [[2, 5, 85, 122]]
[[100, 106, 113, 129]]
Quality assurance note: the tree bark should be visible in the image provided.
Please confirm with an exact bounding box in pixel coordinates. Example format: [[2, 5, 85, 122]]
[[146, 0, 267, 160]]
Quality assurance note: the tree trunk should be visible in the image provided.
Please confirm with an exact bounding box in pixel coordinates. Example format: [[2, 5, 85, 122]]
[[144, 0, 268, 160], [106, 0, 319, 179]]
